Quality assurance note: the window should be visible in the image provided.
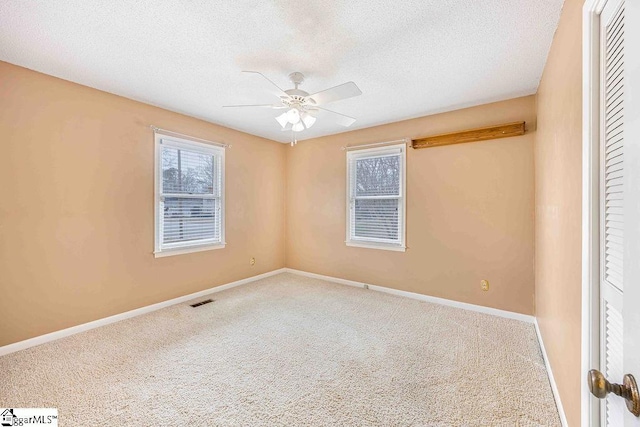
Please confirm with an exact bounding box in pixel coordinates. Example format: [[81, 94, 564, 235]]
[[154, 133, 225, 257], [346, 144, 406, 251]]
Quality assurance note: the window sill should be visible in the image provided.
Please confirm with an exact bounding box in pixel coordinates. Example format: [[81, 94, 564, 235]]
[[346, 241, 406, 252], [154, 243, 226, 258]]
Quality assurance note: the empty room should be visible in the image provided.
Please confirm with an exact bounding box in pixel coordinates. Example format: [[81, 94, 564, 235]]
[[1, 0, 639, 426]]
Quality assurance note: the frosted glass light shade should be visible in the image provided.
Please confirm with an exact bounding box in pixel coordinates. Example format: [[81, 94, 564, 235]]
[[275, 112, 288, 128], [302, 113, 316, 129], [286, 108, 301, 124]]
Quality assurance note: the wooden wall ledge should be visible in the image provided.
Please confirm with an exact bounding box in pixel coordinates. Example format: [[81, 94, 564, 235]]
[[411, 121, 526, 149]]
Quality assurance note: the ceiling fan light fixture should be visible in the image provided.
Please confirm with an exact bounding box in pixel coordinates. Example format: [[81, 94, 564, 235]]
[[275, 112, 289, 128], [228, 71, 361, 143]]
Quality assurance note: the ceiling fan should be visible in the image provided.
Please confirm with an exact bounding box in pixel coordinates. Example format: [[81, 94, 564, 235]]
[[224, 71, 362, 145]]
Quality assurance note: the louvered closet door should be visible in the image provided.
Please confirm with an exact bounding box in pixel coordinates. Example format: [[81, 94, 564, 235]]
[[599, 0, 625, 424]]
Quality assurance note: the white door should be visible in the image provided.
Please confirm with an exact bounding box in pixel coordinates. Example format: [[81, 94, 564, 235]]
[[590, 0, 640, 425], [598, 0, 626, 424], [621, 0, 640, 425]]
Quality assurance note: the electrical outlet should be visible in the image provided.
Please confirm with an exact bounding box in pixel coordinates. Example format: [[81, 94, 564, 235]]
[[480, 279, 489, 291], [250, 257, 256, 266]]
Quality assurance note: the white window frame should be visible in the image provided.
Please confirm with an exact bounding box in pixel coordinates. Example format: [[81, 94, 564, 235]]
[[154, 133, 225, 258], [346, 143, 406, 252]]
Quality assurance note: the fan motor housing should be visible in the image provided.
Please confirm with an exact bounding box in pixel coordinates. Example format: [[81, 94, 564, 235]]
[[284, 90, 309, 98]]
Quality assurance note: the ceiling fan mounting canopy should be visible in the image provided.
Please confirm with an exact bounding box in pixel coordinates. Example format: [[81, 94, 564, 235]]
[[223, 70, 362, 145], [288, 71, 305, 87]]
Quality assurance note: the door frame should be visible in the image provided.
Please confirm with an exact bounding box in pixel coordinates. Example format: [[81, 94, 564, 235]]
[[582, 1, 608, 425]]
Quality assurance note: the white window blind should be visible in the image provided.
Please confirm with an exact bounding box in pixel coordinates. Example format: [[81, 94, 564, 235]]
[[154, 134, 225, 257], [346, 144, 406, 251]]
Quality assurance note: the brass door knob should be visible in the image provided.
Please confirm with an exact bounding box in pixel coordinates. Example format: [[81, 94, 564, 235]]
[[588, 369, 640, 417]]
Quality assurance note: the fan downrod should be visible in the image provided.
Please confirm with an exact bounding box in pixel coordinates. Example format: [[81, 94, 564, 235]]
[[289, 72, 305, 89]]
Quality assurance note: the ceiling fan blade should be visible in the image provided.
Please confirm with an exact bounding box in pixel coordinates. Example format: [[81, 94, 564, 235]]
[[223, 103, 285, 108], [316, 106, 356, 127], [307, 82, 362, 106], [242, 71, 288, 97]]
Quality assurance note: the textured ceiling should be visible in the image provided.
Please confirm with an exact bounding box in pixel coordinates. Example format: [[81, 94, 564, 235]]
[[0, 1, 563, 143]]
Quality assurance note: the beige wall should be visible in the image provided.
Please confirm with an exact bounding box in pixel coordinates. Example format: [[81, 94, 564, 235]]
[[534, 0, 584, 425], [286, 96, 536, 315], [0, 61, 287, 347]]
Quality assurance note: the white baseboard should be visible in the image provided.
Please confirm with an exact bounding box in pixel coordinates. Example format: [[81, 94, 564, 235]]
[[283, 268, 535, 323], [0, 268, 287, 357], [535, 320, 569, 427]]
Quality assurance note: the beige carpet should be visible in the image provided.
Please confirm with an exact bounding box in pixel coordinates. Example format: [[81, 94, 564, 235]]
[[0, 273, 560, 426]]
